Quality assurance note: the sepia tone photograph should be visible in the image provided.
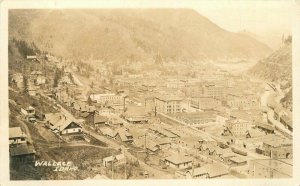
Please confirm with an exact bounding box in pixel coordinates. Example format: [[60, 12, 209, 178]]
[[5, 0, 295, 181]]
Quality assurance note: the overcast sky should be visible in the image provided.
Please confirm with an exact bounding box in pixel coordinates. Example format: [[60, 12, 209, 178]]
[[193, 0, 292, 49]]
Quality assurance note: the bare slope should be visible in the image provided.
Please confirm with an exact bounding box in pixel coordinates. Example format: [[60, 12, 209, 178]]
[[9, 9, 271, 62]]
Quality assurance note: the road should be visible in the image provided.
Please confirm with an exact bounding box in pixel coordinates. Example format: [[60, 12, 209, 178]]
[[261, 82, 292, 137]]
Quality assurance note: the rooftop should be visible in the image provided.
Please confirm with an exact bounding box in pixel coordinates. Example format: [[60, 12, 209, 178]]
[[9, 127, 26, 139], [165, 154, 192, 164]]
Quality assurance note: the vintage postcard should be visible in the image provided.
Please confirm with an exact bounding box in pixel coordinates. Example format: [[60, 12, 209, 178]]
[[0, 0, 299, 185]]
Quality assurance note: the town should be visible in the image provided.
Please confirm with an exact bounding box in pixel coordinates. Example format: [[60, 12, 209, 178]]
[[8, 38, 292, 180]]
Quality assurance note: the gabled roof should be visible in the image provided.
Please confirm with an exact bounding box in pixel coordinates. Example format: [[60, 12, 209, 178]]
[[205, 163, 229, 178], [165, 155, 192, 165], [10, 143, 35, 156], [100, 127, 117, 137], [94, 115, 108, 124], [281, 114, 292, 128], [9, 127, 26, 138], [229, 156, 247, 164], [116, 129, 133, 142], [256, 122, 274, 131], [247, 129, 266, 138], [115, 154, 125, 161], [186, 167, 207, 177]]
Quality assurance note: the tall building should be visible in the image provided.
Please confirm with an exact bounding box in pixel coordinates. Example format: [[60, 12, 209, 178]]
[[202, 84, 225, 99], [155, 95, 183, 114], [225, 119, 249, 137]]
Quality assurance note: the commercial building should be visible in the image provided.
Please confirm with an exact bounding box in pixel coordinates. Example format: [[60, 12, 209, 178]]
[[225, 119, 249, 137], [190, 97, 221, 110], [249, 159, 292, 178], [89, 93, 123, 106], [155, 95, 183, 114]]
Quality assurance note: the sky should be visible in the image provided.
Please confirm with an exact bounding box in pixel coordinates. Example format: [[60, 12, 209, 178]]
[[193, 0, 292, 50]]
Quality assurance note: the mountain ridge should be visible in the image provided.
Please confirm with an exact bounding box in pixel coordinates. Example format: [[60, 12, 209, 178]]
[[9, 9, 272, 62]]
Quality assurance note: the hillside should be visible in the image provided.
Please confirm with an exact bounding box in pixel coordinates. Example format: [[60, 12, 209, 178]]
[[9, 9, 271, 62], [248, 41, 292, 82]]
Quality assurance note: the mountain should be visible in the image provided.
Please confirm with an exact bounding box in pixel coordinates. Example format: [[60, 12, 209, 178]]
[[248, 39, 292, 111], [9, 9, 272, 62], [248, 40, 292, 82]]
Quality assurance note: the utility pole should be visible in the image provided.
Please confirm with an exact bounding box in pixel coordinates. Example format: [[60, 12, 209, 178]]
[[111, 157, 114, 179], [58, 126, 61, 148], [124, 148, 127, 179], [191, 148, 198, 178]]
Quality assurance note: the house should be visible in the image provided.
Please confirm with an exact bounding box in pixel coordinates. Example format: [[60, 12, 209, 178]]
[[99, 127, 118, 138], [165, 155, 193, 169], [94, 115, 109, 128], [122, 105, 149, 124], [229, 156, 247, 166], [280, 112, 292, 132], [185, 163, 229, 179], [255, 122, 275, 134], [103, 154, 125, 167], [10, 143, 36, 163], [45, 113, 82, 135], [220, 152, 236, 163], [9, 127, 27, 145], [26, 55, 37, 60], [146, 141, 160, 153], [20, 106, 36, 123], [108, 117, 124, 127], [20, 106, 35, 116], [115, 129, 133, 143], [246, 129, 266, 138]]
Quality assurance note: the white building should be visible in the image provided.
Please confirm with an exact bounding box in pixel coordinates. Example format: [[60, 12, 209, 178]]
[[90, 93, 123, 106]]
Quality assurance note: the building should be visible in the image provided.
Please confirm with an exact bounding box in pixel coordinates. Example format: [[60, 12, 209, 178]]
[[202, 84, 225, 99], [103, 154, 125, 167], [89, 93, 123, 106], [173, 112, 216, 126], [249, 159, 292, 178], [280, 111, 293, 132], [9, 127, 27, 145], [165, 155, 193, 169], [10, 143, 36, 163], [255, 122, 275, 134], [225, 119, 249, 137], [94, 115, 109, 128], [262, 139, 292, 158], [20, 106, 36, 123], [184, 163, 229, 179], [122, 105, 149, 124], [115, 129, 134, 143], [227, 94, 259, 110], [190, 97, 222, 110], [20, 106, 36, 116], [155, 95, 183, 114], [26, 55, 37, 60], [229, 156, 247, 166], [45, 113, 82, 135]]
